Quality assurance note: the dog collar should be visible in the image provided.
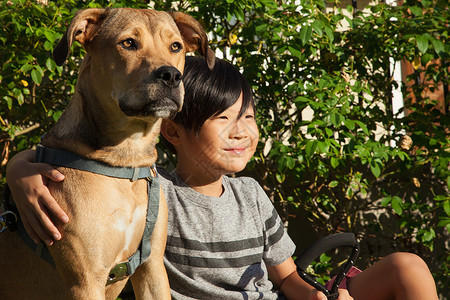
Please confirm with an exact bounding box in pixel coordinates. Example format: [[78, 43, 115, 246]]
[[35, 144, 153, 181], [9, 144, 160, 286]]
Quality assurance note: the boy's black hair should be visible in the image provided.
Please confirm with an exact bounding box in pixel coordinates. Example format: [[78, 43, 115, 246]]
[[163, 56, 255, 154], [174, 56, 255, 134]]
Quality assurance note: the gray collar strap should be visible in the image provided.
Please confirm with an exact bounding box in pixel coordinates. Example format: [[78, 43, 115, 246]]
[[15, 144, 160, 285], [36, 144, 153, 181]]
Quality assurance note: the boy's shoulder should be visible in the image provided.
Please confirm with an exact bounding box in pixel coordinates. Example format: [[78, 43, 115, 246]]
[[225, 175, 259, 186], [224, 176, 264, 195], [155, 166, 176, 187], [156, 165, 170, 178]]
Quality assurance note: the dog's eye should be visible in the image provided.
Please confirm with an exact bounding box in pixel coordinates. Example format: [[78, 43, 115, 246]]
[[170, 42, 182, 53], [120, 39, 137, 50]]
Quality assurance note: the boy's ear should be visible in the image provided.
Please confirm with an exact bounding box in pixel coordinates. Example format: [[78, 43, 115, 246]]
[[160, 119, 182, 146]]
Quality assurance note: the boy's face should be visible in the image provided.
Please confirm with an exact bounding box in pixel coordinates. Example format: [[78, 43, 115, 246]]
[[177, 94, 259, 179]]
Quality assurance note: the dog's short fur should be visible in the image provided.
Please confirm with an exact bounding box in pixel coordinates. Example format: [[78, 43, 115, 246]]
[[0, 8, 214, 300]]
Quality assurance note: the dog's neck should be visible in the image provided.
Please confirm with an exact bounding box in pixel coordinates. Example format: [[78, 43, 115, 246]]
[[43, 73, 160, 168]]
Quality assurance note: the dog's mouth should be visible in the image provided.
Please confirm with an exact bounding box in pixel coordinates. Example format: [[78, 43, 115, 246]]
[[120, 96, 181, 119]]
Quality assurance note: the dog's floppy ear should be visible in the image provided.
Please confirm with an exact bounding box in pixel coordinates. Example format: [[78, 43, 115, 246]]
[[170, 12, 215, 70], [53, 8, 108, 66]]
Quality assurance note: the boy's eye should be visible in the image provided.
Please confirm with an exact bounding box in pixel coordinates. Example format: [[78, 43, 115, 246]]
[[245, 114, 254, 119]]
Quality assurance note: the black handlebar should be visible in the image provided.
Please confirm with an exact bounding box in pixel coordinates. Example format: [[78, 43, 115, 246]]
[[294, 233, 360, 300]]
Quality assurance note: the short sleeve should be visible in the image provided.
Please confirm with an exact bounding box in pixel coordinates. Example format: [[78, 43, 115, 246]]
[[252, 180, 296, 266]]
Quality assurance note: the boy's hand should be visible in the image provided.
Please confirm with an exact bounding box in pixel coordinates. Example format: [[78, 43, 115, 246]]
[[268, 258, 354, 300], [6, 150, 68, 246], [310, 289, 354, 300], [310, 289, 328, 300]]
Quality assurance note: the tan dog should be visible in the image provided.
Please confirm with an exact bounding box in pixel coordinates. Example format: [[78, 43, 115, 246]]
[[0, 8, 214, 300]]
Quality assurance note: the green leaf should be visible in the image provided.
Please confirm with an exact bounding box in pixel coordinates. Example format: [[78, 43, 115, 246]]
[[370, 160, 381, 178], [288, 46, 303, 59], [299, 25, 312, 45], [286, 157, 296, 169], [330, 157, 339, 168], [329, 180, 339, 188], [354, 120, 369, 135], [255, 24, 267, 33], [391, 196, 403, 215], [416, 34, 429, 54], [350, 181, 359, 190], [434, 195, 449, 202], [346, 187, 354, 199], [44, 40, 53, 51], [344, 119, 355, 130], [330, 112, 342, 127], [276, 173, 285, 183], [360, 187, 367, 198], [278, 156, 287, 172], [409, 6, 423, 16], [17, 92, 24, 105], [325, 128, 333, 137], [443, 200, 450, 216], [4, 96, 12, 110], [431, 38, 444, 56], [420, 229, 435, 242], [31, 69, 42, 85], [437, 218, 450, 227], [52, 110, 63, 122], [20, 63, 33, 73], [311, 20, 323, 37], [324, 26, 334, 42], [317, 141, 329, 153], [319, 253, 331, 263], [295, 96, 310, 103], [44, 30, 56, 43], [305, 140, 318, 156], [46, 57, 56, 72], [381, 197, 391, 207]]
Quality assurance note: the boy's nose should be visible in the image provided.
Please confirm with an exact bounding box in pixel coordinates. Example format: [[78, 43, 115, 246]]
[[229, 120, 247, 139]]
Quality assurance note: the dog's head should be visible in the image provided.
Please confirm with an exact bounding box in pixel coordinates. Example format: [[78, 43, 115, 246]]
[[53, 8, 215, 120]]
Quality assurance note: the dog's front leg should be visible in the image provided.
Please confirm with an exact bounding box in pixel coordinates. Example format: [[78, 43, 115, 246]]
[[131, 257, 171, 299], [50, 242, 112, 300], [47, 170, 132, 300], [131, 189, 170, 299], [65, 282, 107, 300]]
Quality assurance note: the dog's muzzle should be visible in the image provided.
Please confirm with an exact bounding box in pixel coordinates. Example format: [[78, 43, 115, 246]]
[[119, 66, 184, 118]]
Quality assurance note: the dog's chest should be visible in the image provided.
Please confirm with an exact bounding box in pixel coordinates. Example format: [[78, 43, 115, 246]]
[[52, 170, 150, 258], [111, 200, 147, 255]]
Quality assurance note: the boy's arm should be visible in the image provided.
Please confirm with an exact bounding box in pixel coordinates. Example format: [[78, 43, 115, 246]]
[[5, 149, 68, 245], [267, 257, 353, 300]]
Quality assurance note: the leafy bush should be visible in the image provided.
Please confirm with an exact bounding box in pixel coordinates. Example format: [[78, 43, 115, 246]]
[[1, 0, 448, 297]]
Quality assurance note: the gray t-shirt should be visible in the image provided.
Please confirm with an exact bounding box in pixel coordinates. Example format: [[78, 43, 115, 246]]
[[158, 167, 296, 300]]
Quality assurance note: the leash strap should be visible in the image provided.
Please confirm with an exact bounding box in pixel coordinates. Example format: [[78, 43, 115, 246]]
[[1, 185, 18, 232], [0, 211, 17, 233], [2, 185, 55, 264]]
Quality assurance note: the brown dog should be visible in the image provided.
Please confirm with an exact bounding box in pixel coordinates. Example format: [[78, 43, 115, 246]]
[[0, 8, 214, 300]]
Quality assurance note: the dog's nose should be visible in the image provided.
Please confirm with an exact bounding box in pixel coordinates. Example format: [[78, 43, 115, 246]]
[[154, 66, 182, 88]]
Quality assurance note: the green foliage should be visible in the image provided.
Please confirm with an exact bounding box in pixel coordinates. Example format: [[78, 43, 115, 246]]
[[181, 0, 449, 294], [1, 0, 448, 297]]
